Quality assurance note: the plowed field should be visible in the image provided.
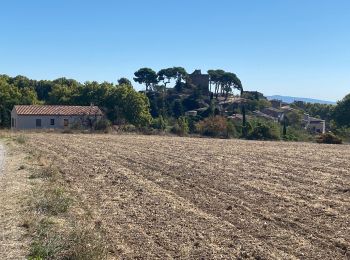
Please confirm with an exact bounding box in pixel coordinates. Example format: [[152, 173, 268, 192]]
[[26, 134, 350, 259]]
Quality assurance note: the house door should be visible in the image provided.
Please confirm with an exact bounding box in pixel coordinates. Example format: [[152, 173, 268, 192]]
[[36, 119, 42, 128]]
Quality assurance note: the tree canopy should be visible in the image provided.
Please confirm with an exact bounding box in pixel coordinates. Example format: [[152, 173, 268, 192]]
[[0, 74, 151, 128], [333, 93, 350, 127], [133, 68, 158, 92], [208, 69, 243, 97]]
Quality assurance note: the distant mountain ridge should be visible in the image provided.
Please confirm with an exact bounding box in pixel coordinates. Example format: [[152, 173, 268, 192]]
[[266, 95, 336, 105]]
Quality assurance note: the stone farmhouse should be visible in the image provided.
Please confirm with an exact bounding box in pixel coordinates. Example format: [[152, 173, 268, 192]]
[[11, 105, 103, 130], [253, 102, 326, 134], [302, 114, 326, 134]]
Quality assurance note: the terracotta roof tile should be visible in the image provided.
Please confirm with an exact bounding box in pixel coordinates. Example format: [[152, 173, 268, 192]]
[[14, 105, 103, 116]]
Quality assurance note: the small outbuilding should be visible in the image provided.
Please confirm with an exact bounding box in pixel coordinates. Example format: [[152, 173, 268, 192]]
[[11, 105, 103, 130], [306, 117, 326, 134], [185, 110, 198, 117]]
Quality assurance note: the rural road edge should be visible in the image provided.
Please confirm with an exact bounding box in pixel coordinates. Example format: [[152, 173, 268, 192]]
[[0, 143, 4, 175]]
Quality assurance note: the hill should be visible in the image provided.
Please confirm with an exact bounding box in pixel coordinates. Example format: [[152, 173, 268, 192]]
[[266, 95, 336, 105]]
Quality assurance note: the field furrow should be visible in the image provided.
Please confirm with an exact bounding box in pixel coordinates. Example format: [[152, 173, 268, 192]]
[[26, 134, 350, 259]]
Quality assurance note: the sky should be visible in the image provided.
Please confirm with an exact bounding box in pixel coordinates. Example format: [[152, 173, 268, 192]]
[[0, 0, 349, 101]]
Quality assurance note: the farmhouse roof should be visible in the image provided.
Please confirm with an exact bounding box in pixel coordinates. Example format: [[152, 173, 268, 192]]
[[13, 105, 103, 116], [280, 105, 295, 111], [253, 110, 278, 121], [309, 117, 325, 123], [263, 107, 283, 113]]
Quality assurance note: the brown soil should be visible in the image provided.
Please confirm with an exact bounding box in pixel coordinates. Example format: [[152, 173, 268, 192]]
[[24, 133, 350, 259]]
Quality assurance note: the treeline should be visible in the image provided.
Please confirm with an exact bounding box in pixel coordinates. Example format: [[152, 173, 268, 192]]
[[292, 98, 350, 130], [133, 67, 243, 97], [0, 75, 151, 127], [1, 72, 348, 143]]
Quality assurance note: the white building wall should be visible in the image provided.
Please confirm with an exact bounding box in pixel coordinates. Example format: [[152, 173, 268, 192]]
[[308, 122, 326, 134], [11, 109, 101, 130]]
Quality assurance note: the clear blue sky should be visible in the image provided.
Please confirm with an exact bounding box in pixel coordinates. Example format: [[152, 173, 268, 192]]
[[1, 0, 349, 101]]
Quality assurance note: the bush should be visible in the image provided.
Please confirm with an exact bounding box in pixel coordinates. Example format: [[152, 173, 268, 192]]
[[283, 127, 313, 142], [70, 121, 83, 130], [171, 116, 189, 136], [115, 124, 137, 132], [316, 132, 342, 144], [93, 118, 111, 132], [332, 126, 350, 142], [282, 133, 299, 141], [247, 121, 280, 140], [227, 121, 239, 138], [196, 116, 228, 137], [151, 116, 167, 131]]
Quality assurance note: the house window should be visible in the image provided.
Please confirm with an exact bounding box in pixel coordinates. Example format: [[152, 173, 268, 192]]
[[63, 119, 69, 127], [50, 119, 55, 125], [36, 119, 42, 127]]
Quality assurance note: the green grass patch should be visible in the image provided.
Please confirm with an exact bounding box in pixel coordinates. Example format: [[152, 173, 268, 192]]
[[34, 187, 72, 215]]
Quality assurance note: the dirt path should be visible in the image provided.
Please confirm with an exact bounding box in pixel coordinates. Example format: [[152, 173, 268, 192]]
[[0, 143, 4, 174], [0, 141, 30, 260]]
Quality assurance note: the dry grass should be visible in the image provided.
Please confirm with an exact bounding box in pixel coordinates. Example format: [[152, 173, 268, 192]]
[[0, 138, 31, 259], [17, 132, 350, 259], [0, 131, 108, 259], [15, 134, 27, 144], [25, 162, 108, 260], [28, 218, 108, 260]]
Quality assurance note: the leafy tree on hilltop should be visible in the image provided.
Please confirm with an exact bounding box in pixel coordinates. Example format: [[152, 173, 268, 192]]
[[157, 68, 176, 87], [208, 70, 243, 97], [173, 67, 188, 83], [208, 69, 225, 97], [133, 68, 158, 92]]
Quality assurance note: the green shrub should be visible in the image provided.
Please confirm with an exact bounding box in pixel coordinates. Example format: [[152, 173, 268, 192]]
[[171, 116, 189, 136], [93, 118, 111, 132], [151, 116, 167, 131], [316, 132, 342, 144], [70, 121, 83, 130], [282, 133, 299, 141], [283, 127, 313, 142], [332, 127, 350, 142], [247, 121, 280, 140]]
